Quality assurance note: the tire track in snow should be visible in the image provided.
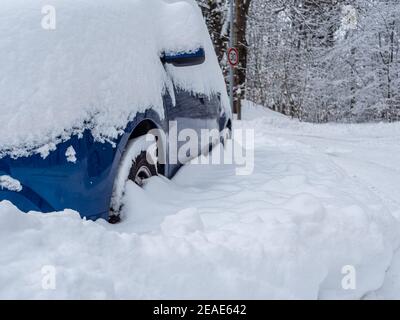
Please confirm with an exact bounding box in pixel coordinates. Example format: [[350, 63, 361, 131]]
[[280, 131, 400, 299], [283, 133, 400, 215]]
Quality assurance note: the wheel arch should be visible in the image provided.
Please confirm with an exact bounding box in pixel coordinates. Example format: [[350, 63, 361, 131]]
[[128, 119, 158, 141], [108, 117, 167, 221]]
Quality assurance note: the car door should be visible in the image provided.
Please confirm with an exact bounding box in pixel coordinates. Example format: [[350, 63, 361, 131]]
[[164, 86, 220, 171]]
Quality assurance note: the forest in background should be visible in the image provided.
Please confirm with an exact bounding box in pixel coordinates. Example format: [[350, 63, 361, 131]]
[[197, 0, 400, 123]]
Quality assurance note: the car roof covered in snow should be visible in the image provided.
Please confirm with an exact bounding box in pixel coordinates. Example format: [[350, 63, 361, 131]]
[[0, 0, 229, 158]]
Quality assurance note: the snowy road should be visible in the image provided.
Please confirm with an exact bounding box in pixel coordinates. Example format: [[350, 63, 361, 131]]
[[1, 103, 400, 299]]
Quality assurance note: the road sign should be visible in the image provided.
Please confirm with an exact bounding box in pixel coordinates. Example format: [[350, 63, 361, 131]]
[[228, 47, 239, 67]]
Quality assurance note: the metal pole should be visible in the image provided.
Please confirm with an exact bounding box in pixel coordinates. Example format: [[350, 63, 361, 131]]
[[229, 0, 235, 117]]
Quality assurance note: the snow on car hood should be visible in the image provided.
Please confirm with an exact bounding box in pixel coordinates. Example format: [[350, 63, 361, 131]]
[[0, 0, 229, 158]]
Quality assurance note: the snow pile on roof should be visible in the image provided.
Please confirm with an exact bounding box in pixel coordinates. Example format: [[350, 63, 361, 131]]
[[0, 0, 228, 158]]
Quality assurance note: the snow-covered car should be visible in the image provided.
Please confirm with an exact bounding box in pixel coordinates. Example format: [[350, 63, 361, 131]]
[[0, 0, 231, 221]]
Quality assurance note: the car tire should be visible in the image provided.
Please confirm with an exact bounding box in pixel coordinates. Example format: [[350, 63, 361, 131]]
[[109, 136, 158, 223], [128, 151, 158, 187]]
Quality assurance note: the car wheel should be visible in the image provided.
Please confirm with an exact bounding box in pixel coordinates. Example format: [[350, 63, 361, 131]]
[[128, 151, 157, 187], [109, 136, 158, 223]]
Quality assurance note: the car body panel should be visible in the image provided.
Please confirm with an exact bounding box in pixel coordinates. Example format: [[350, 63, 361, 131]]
[[0, 90, 231, 220]]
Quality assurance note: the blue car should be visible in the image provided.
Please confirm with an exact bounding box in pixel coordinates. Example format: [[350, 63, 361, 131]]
[[0, 1, 232, 222]]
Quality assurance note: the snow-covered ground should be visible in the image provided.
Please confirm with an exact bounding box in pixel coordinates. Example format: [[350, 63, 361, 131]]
[[1, 102, 400, 299]]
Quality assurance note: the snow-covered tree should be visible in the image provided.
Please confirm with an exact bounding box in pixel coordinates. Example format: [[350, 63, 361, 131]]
[[246, 0, 400, 122]]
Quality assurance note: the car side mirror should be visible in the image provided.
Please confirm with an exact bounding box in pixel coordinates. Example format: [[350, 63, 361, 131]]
[[161, 48, 205, 67]]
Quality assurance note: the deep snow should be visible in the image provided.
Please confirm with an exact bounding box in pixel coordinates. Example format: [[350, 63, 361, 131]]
[[1, 103, 400, 299]]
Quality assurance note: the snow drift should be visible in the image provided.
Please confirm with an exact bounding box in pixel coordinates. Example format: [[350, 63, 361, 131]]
[[0, 0, 229, 158], [1, 104, 399, 299]]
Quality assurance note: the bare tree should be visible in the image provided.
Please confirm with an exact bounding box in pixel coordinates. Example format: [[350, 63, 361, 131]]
[[234, 0, 252, 118], [197, 0, 252, 118]]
